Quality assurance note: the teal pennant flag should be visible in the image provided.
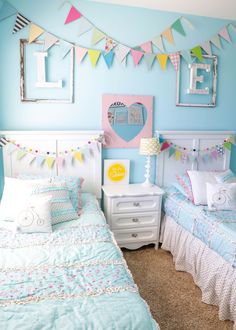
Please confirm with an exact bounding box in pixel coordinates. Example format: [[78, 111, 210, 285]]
[[0, 1, 17, 21], [102, 50, 114, 69]]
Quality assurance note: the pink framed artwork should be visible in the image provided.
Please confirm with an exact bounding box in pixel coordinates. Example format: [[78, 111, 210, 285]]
[[102, 94, 153, 148]]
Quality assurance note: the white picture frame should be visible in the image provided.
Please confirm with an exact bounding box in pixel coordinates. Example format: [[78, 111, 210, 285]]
[[104, 159, 130, 185]]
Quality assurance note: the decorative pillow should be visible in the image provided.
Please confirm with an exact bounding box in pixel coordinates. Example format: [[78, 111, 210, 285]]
[[206, 182, 236, 211], [174, 173, 194, 202], [18, 174, 84, 212], [16, 196, 52, 233], [187, 170, 217, 205], [31, 182, 79, 225], [215, 169, 236, 184]]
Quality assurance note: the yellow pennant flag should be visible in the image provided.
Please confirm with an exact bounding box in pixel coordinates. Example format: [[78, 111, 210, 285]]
[[175, 150, 181, 161], [91, 28, 105, 45], [156, 54, 168, 70], [17, 149, 27, 161], [88, 49, 101, 67], [29, 23, 44, 43], [162, 28, 174, 44], [46, 157, 55, 169], [228, 135, 235, 144], [74, 151, 83, 163]]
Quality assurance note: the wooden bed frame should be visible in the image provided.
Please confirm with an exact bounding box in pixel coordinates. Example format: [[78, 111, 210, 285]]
[[0, 130, 103, 199]]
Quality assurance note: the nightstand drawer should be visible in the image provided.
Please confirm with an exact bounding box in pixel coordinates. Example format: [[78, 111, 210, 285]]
[[111, 196, 160, 214], [111, 212, 159, 229], [113, 227, 157, 244]]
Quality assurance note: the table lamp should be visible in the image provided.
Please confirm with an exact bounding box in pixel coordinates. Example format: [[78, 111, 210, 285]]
[[139, 137, 161, 186]]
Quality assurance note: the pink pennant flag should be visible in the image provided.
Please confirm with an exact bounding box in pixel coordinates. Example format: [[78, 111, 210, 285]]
[[75, 46, 87, 64], [131, 49, 143, 66], [211, 150, 218, 160], [218, 26, 231, 43], [201, 41, 212, 55], [65, 6, 82, 24], [169, 53, 180, 71], [56, 156, 64, 169], [161, 141, 170, 151], [140, 41, 152, 53]]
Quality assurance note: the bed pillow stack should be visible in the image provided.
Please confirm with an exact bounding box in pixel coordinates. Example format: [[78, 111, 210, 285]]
[[0, 176, 83, 233]]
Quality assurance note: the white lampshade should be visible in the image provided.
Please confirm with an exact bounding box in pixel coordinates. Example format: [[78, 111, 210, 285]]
[[139, 138, 160, 156]]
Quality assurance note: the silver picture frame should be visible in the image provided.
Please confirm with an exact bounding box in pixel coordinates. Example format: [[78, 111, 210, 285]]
[[20, 39, 74, 103], [176, 54, 217, 107]]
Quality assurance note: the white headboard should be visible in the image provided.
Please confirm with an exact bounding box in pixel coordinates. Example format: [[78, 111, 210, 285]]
[[0, 130, 103, 199], [156, 130, 234, 188]]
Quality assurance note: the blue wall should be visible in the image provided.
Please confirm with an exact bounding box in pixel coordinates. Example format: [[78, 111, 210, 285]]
[[0, 0, 235, 185]]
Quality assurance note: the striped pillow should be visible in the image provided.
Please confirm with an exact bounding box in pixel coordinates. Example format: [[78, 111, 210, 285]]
[[31, 182, 78, 225]]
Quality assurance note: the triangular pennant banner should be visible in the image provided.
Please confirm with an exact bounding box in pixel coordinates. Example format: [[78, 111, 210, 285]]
[[17, 149, 27, 161], [46, 157, 55, 169], [12, 13, 30, 34], [218, 26, 231, 43], [171, 19, 186, 36], [102, 50, 114, 69], [36, 155, 45, 167], [0, 137, 8, 147], [191, 46, 203, 61], [104, 37, 116, 54], [115, 44, 130, 63], [169, 147, 175, 158], [210, 34, 222, 50], [180, 50, 193, 64], [66, 154, 73, 164], [56, 157, 64, 169], [211, 150, 218, 160], [156, 54, 168, 71], [228, 136, 235, 144], [161, 141, 170, 151], [144, 53, 156, 70], [140, 41, 152, 53], [162, 28, 174, 44], [131, 49, 143, 66], [60, 40, 73, 59], [152, 36, 165, 52], [29, 23, 44, 43], [77, 17, 93, 37], [91, 28, 105, 45], [181, 17, 194, 30], [75, 46, 87, 64], [74, 151, 83, 162], [229, 23, 236, 33], [0, 1, 17, 21], [88, 49, 101, 67], [169, 53, 180, 71], [7, 143, 17, 154], [224, 141, 231, 151], [175, 150, 181, 161], [44, 32, 58, 51], [65, 5, 82, 24], [201, 41, 212, 55]]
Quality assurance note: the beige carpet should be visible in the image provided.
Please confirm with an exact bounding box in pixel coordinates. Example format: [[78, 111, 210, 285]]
[[123, 245, 233, 330]]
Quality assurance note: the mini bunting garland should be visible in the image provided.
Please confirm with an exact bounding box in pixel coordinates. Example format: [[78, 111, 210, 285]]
[[0, 134, 105, 169], [0, 1, 236, 70], [159, 136, 235, 163]]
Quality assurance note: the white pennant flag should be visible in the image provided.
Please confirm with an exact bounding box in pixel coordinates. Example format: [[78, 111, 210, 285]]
[[115, 44, 130, 63], [44, 32, 58, 51]]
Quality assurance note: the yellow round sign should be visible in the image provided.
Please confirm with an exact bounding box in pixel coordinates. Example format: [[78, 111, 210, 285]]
[[107, 163, 126, 182]]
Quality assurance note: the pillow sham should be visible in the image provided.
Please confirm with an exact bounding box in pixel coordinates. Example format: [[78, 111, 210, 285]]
[[31, 182, 79, 225], [187, 170, 217, 205], [206, 182, 236, 211], [18, 174, 84, 212], [174, 173, 194, 202], [215, 169, 236, 184], [16, 196, 52, 233]]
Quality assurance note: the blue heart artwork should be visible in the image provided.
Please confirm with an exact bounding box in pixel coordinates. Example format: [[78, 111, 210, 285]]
[[107, 102, 147, 142]]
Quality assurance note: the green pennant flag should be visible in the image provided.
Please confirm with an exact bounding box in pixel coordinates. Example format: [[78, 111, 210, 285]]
[[17, 149, 27, 160], [191, 46, 203, 61], [169, 147, 175, 158], [171, 19, 186, 36], [224, 141, 231, 150]]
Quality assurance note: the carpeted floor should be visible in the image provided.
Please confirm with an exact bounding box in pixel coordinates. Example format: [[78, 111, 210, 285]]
[[122, 245, 234, 330]]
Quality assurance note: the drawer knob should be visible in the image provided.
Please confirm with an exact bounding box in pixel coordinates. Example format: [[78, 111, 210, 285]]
[[133, 202, 140, 207], [132, 218, 139, 223], [131, 233, 138, 238]]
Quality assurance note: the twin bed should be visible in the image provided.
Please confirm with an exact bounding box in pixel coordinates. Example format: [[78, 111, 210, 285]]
[[0, 131, 158, 330], [157, 131, 236, 328]]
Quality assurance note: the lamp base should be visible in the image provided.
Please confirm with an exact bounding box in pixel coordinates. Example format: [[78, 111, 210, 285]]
[[142, 155, 154, 187], [142, 179, 154, 187]]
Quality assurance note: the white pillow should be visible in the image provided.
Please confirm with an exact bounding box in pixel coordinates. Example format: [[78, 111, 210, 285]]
[[206, 182, 236, 211], [187, 171, 217, 205], [16, 196, 52, 233], [0, 177, 44, 222], [215, 169, 236, 184]]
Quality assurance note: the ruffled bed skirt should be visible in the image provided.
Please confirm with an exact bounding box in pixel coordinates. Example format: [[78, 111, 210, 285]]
[[161, 215, 236, 329]]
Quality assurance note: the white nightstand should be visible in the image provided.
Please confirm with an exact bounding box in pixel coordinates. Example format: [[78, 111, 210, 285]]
[[102, 184, 164, 250]]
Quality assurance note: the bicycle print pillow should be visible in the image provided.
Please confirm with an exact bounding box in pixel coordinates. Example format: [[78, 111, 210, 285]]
[[206, 182, 236, 211]]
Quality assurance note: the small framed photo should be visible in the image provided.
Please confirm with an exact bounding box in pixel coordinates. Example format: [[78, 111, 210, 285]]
[[104, 159, 130, 185]]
